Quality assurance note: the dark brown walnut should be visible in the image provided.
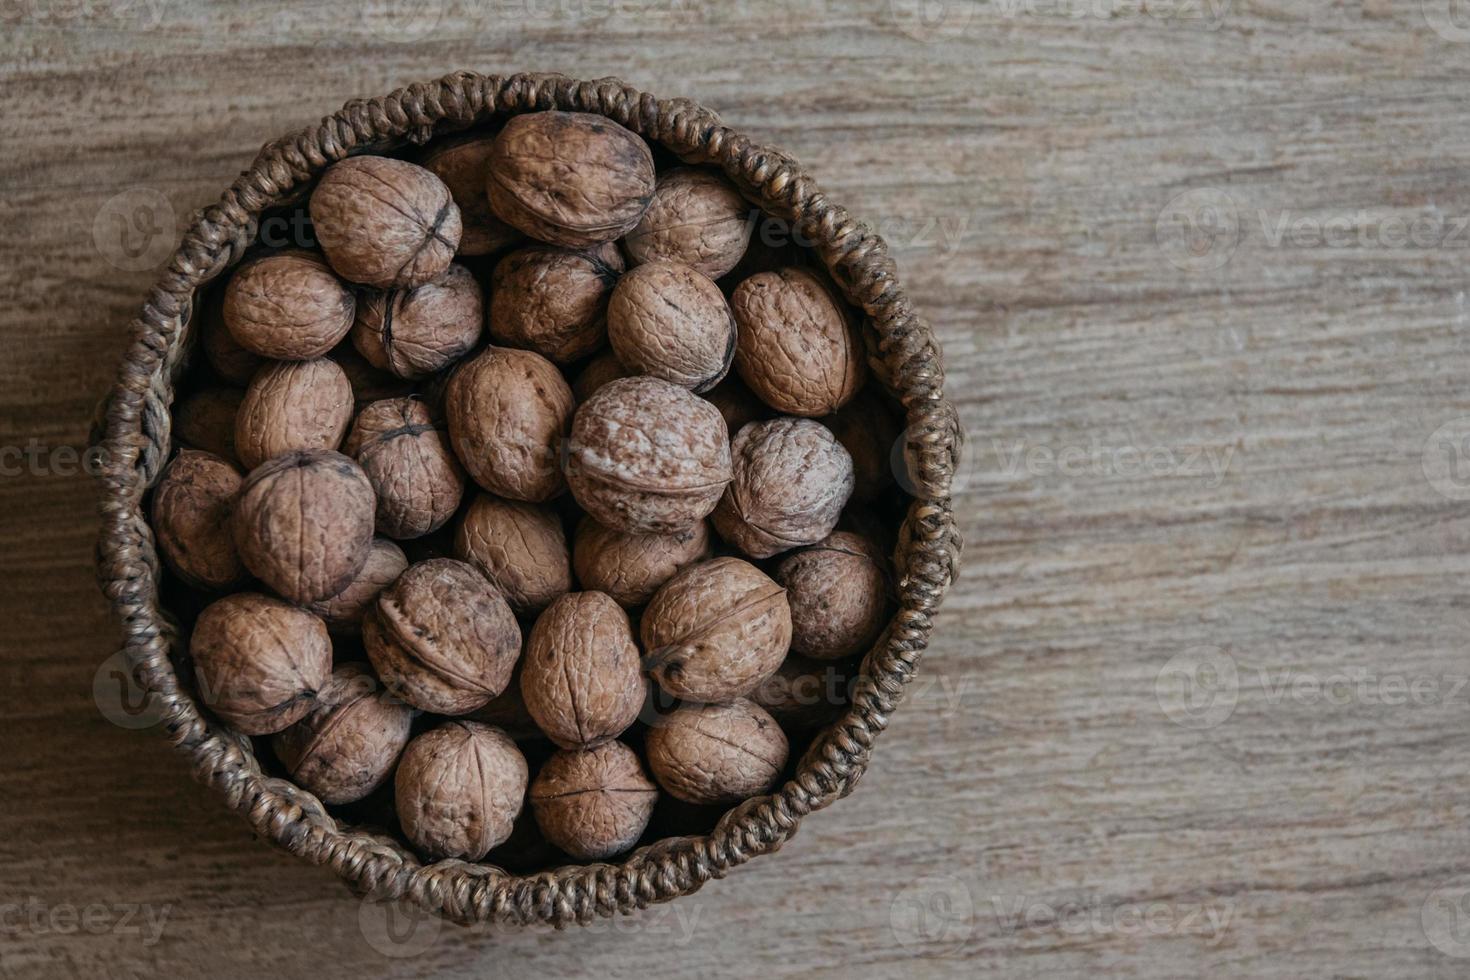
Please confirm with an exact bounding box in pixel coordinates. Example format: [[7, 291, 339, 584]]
[[466, 664, 541, 741], [270, 662, 413, 804], [151, 449, 247, 591], [453, 493, 571, 615], [571, 349, 629, 402], [445, 346, 574, 502], [222, 251, 356, 360], [823, 388, 903, 503], [564, 376, 731, 534], [645, 699, 789, 805], [529, 741, 658, 860], [420, 134, 523, 256], [352, 263, 484, 379], [572, 516, 712, 609], [749, 655, 852, 733], [712, 418, 854, 559], [310, 156, 462, 289], [702, 376, 768, 436], [343, 398, 465, 540], [174, 387, 243, 465], [625, 168, 753, 280], [328, 344, 416, 406], [234, 357, 354, 471], [776, 531, 889, 660], [641, 557, 791, 703], [487, 110, 656, 247], [232, 449, 376, 604], [607, 261, 736, 393], [395, 721, 528, 861], [732, 267, 866, 416], [520, 592, 646, 750], [488, 243, 623, 363], [203, 302, 263, 385], [364, 558, 521, 716], [302, 537, 407, 635], [188, 592, 333, 735]]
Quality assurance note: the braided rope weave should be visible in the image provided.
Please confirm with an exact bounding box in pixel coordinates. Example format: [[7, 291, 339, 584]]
[[95, 71, 962, 926]]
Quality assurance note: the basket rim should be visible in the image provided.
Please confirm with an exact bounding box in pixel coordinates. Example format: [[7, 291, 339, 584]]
[[94, 70, 961, 927]]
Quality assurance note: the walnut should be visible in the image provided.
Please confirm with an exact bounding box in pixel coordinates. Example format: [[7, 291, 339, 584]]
[[572, 516, 712, 609], [712, 418, 854, 559], [343, 397, 465, 539], [420, 134, 523, 256], [645, 699, 788, 805], [302, 536, 408, 635], [351, 263, 483, 379], [202, 298, 264, 385], [488, 243, 624, 363], [529, 741, 657, 860], [625, 168, 752, 279], [364, 558, 521, 715], [234, 358, 354, 471], [732, 267, 866, 416], [188, 592, 333, 735], [487, 110, 656, 247], [640, 557, 790, 703], [702, 376, 768, 436], [309, 156, 461, 289], [607, 261, 735, 393], [394, 721, 528, 860], [564, 376, 730, 533], [232, 449, 376, 604], [222, 251, 356, 360], [776, 532, 888, 660], [270, 662, 413, 804], [328, 344, 416, 406], [520, 592, 646, 750], [465, 663, 541, 741], [749, 655, 852, 732], [444, 346, 573, 502], [173, 387, 243, 465], [452, 493, 571, 615], [823, 389, 903, 503], [571, 349, 628, 402], [150, 449, 247, 591]]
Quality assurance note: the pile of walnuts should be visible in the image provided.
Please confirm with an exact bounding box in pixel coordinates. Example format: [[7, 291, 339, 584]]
[[155, 110, 905, 866]]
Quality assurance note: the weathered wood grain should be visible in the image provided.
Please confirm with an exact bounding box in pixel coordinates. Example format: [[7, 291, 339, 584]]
[[5, 0, 1470, 976]]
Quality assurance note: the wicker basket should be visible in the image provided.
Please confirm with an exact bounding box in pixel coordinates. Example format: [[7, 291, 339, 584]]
[[94, 71, 962, 926]]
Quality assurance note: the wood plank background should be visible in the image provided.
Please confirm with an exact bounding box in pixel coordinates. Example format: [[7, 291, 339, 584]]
[[6, 0, 1470, 975]]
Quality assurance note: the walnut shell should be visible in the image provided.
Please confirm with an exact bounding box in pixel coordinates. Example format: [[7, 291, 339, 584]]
[[823, 389, 903, 503], [351, 263, 483, 379], [645, 699, 788, 805], [395, 721, 528, 861], [520, 592, 646, 749], [702, 376, 769, 436], [270, 662, 413, 804], [222, 251, 355, 361], [203, 302, 264, 385], [776, 532, 888, 660], [529, 741, 657, 860], [488, 243, 624, 363], [487, 111, 656, 248], [625, 168, 752, 279], [571, 349, 629, 402], [607, 261, 736, 393], [302, 536, 408, 635], [234, 358, 354, 471], [344, 398, 466, 539], [310, 156, 462, 289], [749, 654, 852, 732], [151, 449, 247, 591], [732, 267, 866, 416], [364, 558, 521, 715], [564, 376, 731, 534], [444, 345, 573, 502], [189, 592, 333, 735], [453, 493, 571, 615], [572, 516, 712, 609], [233, 450, 376, 604], [174, 387, 243, 465], [420, 134, 523, 256], [329, 344, 416, 406], [712, 418, 854, 559], [641, 557, 791, 703]]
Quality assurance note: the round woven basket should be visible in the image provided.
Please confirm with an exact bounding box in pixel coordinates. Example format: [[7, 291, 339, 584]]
[[94, 70, 962, 926]]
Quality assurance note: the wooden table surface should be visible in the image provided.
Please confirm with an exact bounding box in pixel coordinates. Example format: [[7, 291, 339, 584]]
[[7, 0, 1470, 976]]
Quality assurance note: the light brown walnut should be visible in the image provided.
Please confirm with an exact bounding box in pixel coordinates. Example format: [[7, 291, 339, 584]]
[[344, 397, 465, 540], [352, 262, 483, 379], [607, 261, 735, 393], [234, 358, 354, 471], [222, 250, 355, 361], [328, 344, 416, 406], [302, 536, 408, 635], [625, 168, 753, 279], [151, 449, 247, 591], [529, 741, 657, 860], [488, 242, 624, 364], [394, 721, 528, 861], [776, 531, 889, 660], [645, 699, 789, 805], [571, 349, 629, 402], [453, 493, 572, 616], [572, 516, 712, 609], [420, 134, 523, 256], [701, 376, 768, 436]]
